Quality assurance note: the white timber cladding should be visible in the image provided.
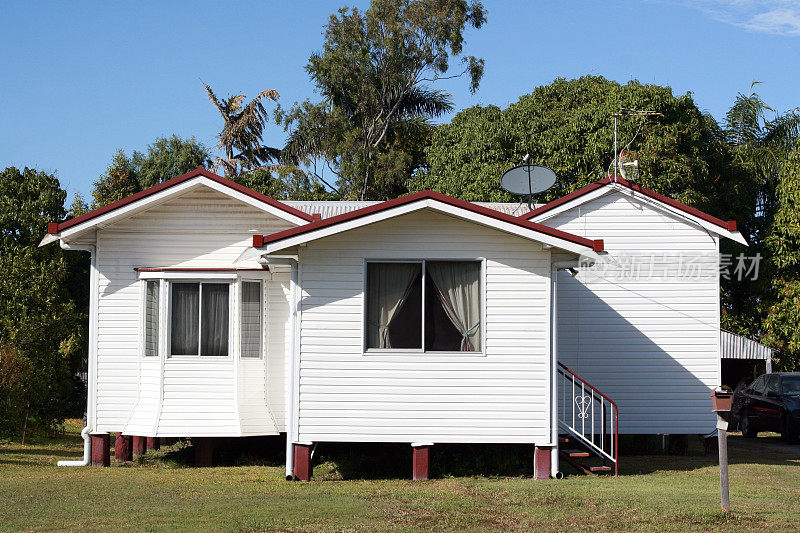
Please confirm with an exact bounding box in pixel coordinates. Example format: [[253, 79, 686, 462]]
[[540, 190, 720, 434], [95, 187, 294, 436], [295, 209, 553, 444]]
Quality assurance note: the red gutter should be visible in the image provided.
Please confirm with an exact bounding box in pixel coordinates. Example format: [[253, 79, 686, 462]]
[[254, 190, 604, 252], [523, 175, 737, 232], [48, 167, 314, 234]]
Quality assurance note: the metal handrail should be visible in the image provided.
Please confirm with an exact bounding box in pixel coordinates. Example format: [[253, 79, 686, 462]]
[[557, 362, 619, 476]]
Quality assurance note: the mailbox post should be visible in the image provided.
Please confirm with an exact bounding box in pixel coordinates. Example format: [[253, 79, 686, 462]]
[[711, 388, 733, 512]]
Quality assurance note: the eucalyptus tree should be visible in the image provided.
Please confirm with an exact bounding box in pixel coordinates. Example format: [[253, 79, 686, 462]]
[[204, 83, 281, 178], [281, 0, 487, 200]]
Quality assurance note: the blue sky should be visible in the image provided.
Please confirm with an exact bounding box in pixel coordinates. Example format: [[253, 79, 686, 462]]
[[1, 1, 798, 203]]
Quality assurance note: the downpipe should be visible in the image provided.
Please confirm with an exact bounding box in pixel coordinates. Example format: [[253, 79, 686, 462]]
[[57, 242, 97, 466], [550, 257, 595, 479], [259, 255, 299, 480]]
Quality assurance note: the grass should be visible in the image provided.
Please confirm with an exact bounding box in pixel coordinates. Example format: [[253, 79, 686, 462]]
[[1, 428, 799, 532]]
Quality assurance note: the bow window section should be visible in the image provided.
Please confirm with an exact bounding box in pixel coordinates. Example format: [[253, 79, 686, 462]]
[[365, 261, 482, 352], [170, 282, 230, 356]]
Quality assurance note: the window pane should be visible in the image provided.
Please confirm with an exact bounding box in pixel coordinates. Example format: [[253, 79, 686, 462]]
[[240, 281, 262, 358], [426, 261, 481, 351], [144, 281, 159, 357], [201, 283, 229, 356], [171, 283, 199, 355], [366, 262, 422, 349]]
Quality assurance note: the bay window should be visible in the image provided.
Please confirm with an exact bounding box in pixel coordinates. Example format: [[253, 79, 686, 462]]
[[144, 280, 160, 357], [239, 281, 263, 358], [365, 260, 482, 352]]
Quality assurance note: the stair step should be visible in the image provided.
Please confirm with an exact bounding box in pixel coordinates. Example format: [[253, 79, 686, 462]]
[[562, 449, 590, 458], [589, 465, 612, 473]]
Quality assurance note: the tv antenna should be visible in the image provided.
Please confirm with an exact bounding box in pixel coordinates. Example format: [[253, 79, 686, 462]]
[[499, 154, 557, 210], [612, 108, 662, 182]]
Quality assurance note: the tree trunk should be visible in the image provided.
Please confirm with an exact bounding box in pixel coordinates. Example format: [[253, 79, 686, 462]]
[[21, 403, 29, 445]]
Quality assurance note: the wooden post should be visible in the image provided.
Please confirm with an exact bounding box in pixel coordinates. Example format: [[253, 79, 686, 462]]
[[132, 435, 146, 457], [534, 446, 552, 480], [718, 413, 730, 512], [146, 437, 160, 451], [90, 433, 110, 467], [194, 437, 214, 467], [293, 443, 313, 481], [412, 444, 431, 480], [115, 433, 132, 462]]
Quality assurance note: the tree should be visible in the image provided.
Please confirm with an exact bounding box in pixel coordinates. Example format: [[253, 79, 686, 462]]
[[410, 76, 735, 210], [136, 135, 210, 188], [764, 141, 800, 369], [91, 136, 210, 208], [281, 0, 487, 200], [204, 83, 281, 178], [0, 167, 80, 440]]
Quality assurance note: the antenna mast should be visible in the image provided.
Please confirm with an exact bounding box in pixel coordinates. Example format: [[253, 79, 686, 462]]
[[612, 108, 662, 182]]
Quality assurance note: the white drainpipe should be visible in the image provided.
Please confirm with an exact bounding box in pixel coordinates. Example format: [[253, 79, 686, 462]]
[[259, 255, 299, 480], [57, 242, 97, 466], [550, 258, 595, 478]]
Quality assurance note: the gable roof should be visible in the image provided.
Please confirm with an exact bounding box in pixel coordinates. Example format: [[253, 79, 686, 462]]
[[522, 176, 747, 245], [254, 190, 604, 257], [47, 167, 314, 238]]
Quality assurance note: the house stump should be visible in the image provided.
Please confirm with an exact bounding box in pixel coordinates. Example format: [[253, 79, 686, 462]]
[[90, 433, 110, 467], [115, 433, 132, 462]]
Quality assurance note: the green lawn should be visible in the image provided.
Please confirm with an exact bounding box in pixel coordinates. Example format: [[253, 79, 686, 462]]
[[1, 431, 799, 532]]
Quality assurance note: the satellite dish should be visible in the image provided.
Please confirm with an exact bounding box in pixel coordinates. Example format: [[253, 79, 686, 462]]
[[500, 164, 557, 196]]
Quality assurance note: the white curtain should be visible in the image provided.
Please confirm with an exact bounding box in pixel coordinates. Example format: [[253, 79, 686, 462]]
[[427, 261, 481, 351], [240, 281, 262, 358], [367, 263, 421, 348], [201, 283, 229, 356], [171, 283, 199, 355], [144, 281, 159, 357]]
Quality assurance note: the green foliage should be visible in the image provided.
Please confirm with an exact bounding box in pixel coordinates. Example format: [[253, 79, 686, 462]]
[[0, 167, 80, 440], [91, 136, 210, 208], [204, 84, 280, 177], [232, 168, 335, 201], [764, 142, 800, 369], [282, 0, 486, 200], [136, 135, 210, 188], [410, 76, 735, 211]]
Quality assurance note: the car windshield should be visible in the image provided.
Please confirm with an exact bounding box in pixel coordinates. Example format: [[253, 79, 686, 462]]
[[781, 376, 800, 395]]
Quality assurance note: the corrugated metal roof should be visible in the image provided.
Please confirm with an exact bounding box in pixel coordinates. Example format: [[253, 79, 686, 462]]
[[720, 329, 773, 360], [282, 200, 536, 219]]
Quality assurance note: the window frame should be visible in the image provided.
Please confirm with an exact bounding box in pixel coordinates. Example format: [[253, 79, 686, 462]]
[[167, 280, 234, 358], [362, 258, 486, 356], [238, 279, 265, 360]]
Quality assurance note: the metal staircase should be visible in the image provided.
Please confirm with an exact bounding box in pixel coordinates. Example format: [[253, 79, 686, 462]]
[[556, 362, 619, 476]]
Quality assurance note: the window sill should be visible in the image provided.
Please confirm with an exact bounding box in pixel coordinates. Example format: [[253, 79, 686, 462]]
[[362, 350, 486, 357], [166, 355, 233, 362]]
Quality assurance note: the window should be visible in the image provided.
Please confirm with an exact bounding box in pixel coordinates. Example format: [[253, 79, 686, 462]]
[[365, 260, 481, 352], [765, 375, 780, 395], [240, 281, 263, 358], [170, 282, 230, 356], [781, 376, 800, 396], [144, 281, 160, 357], [749, 375, 767, 395]]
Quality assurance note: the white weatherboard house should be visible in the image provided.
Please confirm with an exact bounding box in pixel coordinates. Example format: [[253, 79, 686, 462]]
[[43, 168, 747, 479]]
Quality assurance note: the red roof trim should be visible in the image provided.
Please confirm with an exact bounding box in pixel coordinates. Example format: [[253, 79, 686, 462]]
[[258, 190, 603, 252], [134, 267, 267, 272], [49, 167, 314, 233], [522, 175, 737, 231]]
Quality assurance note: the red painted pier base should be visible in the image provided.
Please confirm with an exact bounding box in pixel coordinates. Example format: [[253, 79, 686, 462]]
[[412, 445, 431, 480], [534, 446, 552, 480], [293, 443, 313, 481], [194, 438, 214, 467], [146, 437, 160, 451], [115, 433, 132, 462], [90, 433, 110, 467], [132, 436, 146, 457]]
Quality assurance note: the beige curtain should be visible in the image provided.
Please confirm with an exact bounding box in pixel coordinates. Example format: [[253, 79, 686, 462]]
[[367, 263, 421, 348], [427, 261, 481, 351]]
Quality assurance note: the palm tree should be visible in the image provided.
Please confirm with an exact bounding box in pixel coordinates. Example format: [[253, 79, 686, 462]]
[[203, 83, 281, 177]]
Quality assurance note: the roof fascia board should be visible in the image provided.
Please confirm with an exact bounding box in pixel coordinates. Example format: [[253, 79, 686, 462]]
[[262, 199, 599, 259], [530, 183, 748, 246], [59, 176, 308, 239]]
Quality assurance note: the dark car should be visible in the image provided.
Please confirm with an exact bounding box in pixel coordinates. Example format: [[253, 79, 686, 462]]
[[731, 373, 800, 443]]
